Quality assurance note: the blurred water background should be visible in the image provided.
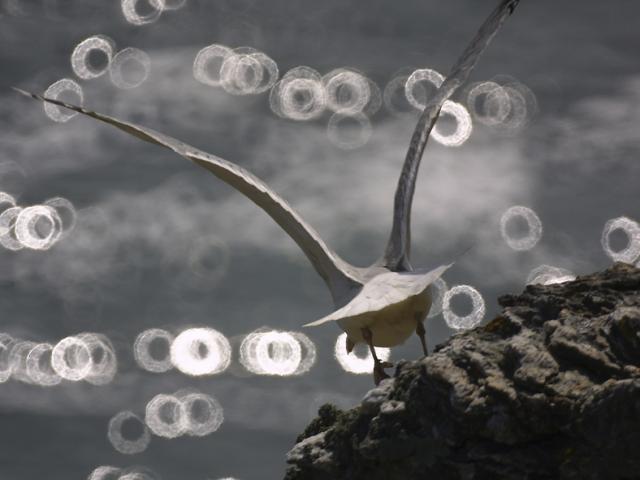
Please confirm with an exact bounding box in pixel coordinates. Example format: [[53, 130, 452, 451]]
[[0, 0, 639, 478]]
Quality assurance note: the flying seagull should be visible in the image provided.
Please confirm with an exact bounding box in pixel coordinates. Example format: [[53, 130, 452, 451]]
[[14, 0, 521, 385]]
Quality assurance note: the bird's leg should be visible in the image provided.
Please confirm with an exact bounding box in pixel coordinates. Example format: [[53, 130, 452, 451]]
[[346, 336, 355, 354], [361, 327, 392, 385], [415, 317, 429, 357]]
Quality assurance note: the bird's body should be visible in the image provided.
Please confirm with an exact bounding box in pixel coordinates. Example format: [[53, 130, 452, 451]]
[[14, 0, 521, 384], [339, 286, 432, 348], [306, 264, 450, 347]]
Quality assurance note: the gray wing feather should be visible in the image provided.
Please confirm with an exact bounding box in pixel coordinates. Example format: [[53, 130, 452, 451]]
[[383, 0, 522, 270], [13, 88, 362, 298]]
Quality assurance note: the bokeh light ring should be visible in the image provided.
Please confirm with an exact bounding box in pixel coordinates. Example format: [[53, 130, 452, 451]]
[[180, 391, 224, 436], [110, 48, 151, 89], [253, 330, 302, 376], [193, 44, 234, 87], [247, 52, 279, 94], [383, 71, 421, 117], [280, 78, 326, 121], [489, 79, 538, 134], [170, 328, 231, 376], [134, 328, 174, 373], [270, 67, 326, 121], [220, 49, 278, 95], [145, 393, 188, 438], [238, 331, 264, 374], [404, 68, 444, 110], [499, 205, 543, 251], [121, 0, 165, 26], [14, 204, 63, 250], [107, 410, 151, 455], [0, 192, 17, 221], [71, 35, 116, 80], [442, 285, 486, 330], [51, 335, 92, 381], [220, 52, 264, 95], [362, 78, 382, 117], [601, 216, 640, 264], [466, 81, 512, 126], [0, 206, 25, 251], [26, 342, 62, 386], [77, 333, 117, 385], [239, 330, 312, 376], [323, 69, 371, 114], [8, 340, 37, 384], [43, 78, 83, 123], [289, 331, 316, 375], [431, 101, 473, 147], [334, 332, 391, 374]]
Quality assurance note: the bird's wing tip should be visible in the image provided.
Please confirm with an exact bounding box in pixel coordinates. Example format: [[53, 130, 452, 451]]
[[12, 87, 47, 104], [303, 315, 336, 327], [11, 86, 32, 97]]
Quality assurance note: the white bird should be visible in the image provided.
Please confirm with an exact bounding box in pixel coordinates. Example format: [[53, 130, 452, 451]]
[[14, 0, 520, 384]]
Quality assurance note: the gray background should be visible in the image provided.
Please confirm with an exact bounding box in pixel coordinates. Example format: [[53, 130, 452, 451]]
[[1, 0, 639, 479]]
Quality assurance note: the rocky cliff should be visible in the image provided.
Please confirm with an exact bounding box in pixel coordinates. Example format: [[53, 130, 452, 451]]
[[285, 263, 640, 480]]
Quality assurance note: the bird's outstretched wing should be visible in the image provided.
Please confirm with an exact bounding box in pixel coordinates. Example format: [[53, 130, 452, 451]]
[[383, 0, 522, 271], [13, 88, 363, 300], [303, 263, 452, 326]]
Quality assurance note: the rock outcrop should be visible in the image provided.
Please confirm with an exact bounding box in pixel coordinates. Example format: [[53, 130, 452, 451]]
[[285, 263, 640, 480]]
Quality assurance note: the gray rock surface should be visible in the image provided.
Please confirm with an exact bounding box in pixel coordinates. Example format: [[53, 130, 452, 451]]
[[285, 262, 640, 480]]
